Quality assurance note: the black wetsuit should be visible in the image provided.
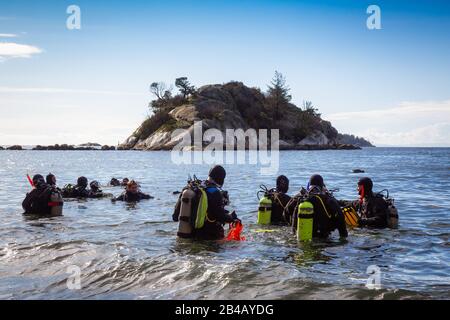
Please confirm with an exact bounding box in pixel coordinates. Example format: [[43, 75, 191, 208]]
[[340, 194, 388, 228], [292, 192, 348, 239], [114, 191, 152, 202], [271, 191, 291, 225], [22, 184, 53, 215], [62, 185, 90, 199], [194, 183, 235, 240]]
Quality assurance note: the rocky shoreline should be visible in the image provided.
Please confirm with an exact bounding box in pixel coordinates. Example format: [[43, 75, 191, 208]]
[[1, 144, 360, 151], [0, 144, 116, 151]]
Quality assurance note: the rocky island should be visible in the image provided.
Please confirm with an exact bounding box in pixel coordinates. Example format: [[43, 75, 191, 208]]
[[119, 73, 373, 151]]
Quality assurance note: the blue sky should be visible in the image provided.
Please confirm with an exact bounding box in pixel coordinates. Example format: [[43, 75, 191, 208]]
[[0, 0, 449, 146]]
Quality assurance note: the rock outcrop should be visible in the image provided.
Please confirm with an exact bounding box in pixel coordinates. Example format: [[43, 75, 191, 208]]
[[7, 145, 23, 150], [119, 82, 366, 150], [337, 133, 374, 147], [32, 144, 116, 151]]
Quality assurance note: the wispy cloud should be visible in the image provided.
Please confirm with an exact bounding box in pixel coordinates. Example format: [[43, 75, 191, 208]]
[[0, 33, 17, 38], [327, 100, 450, 121], [326, 100, 450, 146], [0, 86, 142, 96], [0, 42, 42, 60]]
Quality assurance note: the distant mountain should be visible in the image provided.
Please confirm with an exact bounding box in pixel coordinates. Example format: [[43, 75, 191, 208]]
[[337, 134, 375, 147]]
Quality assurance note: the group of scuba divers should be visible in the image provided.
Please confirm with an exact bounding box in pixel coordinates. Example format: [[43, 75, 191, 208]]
[[173, 165, 399, 241], [22, 174, 153, 216], [22, 165, 399, 242]]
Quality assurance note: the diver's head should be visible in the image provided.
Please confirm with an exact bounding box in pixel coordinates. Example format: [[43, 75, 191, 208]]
[[208, 165, 226, 187], [126, 180, 139, 194], [32, 174, 45, 187], [77, 176, 88, 188], [46, 173, 56, 186], [90, 180, 100, 192], [276, 175, 289, 194], [110, 178, 120, 186], [121, 178, 130, 186], [308, 174, 325, 191], [358, 177, 373, 197]]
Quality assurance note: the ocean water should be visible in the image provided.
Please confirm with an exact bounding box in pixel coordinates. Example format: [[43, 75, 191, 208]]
[[0, 148, 448, 300]]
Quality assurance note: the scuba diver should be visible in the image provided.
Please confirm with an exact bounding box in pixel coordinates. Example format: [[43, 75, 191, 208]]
[[22, 174, 64, 216], [272, 175, 291, 224], [109, 178, 121, 187], [62, 176, 90, 199], [88, 180, 109, 198], [283, 187, 307, 225], [339, 177, 396, 229], [112, 180, 153, 202], [46, 173, 57, 188], [173, 165, 240, 240], [257, 175, 292, 225], [291, 174, 347, 240]]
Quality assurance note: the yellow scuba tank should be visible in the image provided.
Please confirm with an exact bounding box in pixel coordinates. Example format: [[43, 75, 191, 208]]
[[342, 206, 359, 227], [48, 188, 64, 216], [177, 188, 196, 238], [297, 201, 314, 241], [257, 196, 272, 225]]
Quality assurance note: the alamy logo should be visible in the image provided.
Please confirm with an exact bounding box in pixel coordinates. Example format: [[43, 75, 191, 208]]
[[366, 265, 382, 290], [66, 5, 81, 30], [367, 5, 382, 30], [170, 121, 280, 175], [66, 265, 81, 290]]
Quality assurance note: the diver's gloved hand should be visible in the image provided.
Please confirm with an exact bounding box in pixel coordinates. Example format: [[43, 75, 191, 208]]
[[230, 211, 241, 225], [359, 218, 367, 227]]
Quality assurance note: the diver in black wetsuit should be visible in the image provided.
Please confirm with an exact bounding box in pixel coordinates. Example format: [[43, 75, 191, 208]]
[[270, 175, 292, 225], [339, 177, 389, 228], [23, 174, 63, 216], [292, 175, 348, 239], [88, 180, 109, 198], [192, 166, 240, 240], [113, 180, 153, 202]]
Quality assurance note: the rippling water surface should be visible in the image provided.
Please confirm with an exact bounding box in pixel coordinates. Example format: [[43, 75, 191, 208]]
[[0, 148, 449, 299]]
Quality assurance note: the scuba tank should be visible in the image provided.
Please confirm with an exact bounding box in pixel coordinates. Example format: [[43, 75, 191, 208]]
[[378, 189, 399, 229], [257, 185, 273, 225], [297, 201, 314, 241], [386, 199, 399, 229], [177, 188, 196, 238], [177, 175, 204, 238], [48, 187, 64, 216]]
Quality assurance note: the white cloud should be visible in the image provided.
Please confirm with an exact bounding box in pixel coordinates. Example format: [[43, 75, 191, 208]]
[[325, 100, 450, 146], [0, 42, 42, 60], [0, 33, 17, 38]]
